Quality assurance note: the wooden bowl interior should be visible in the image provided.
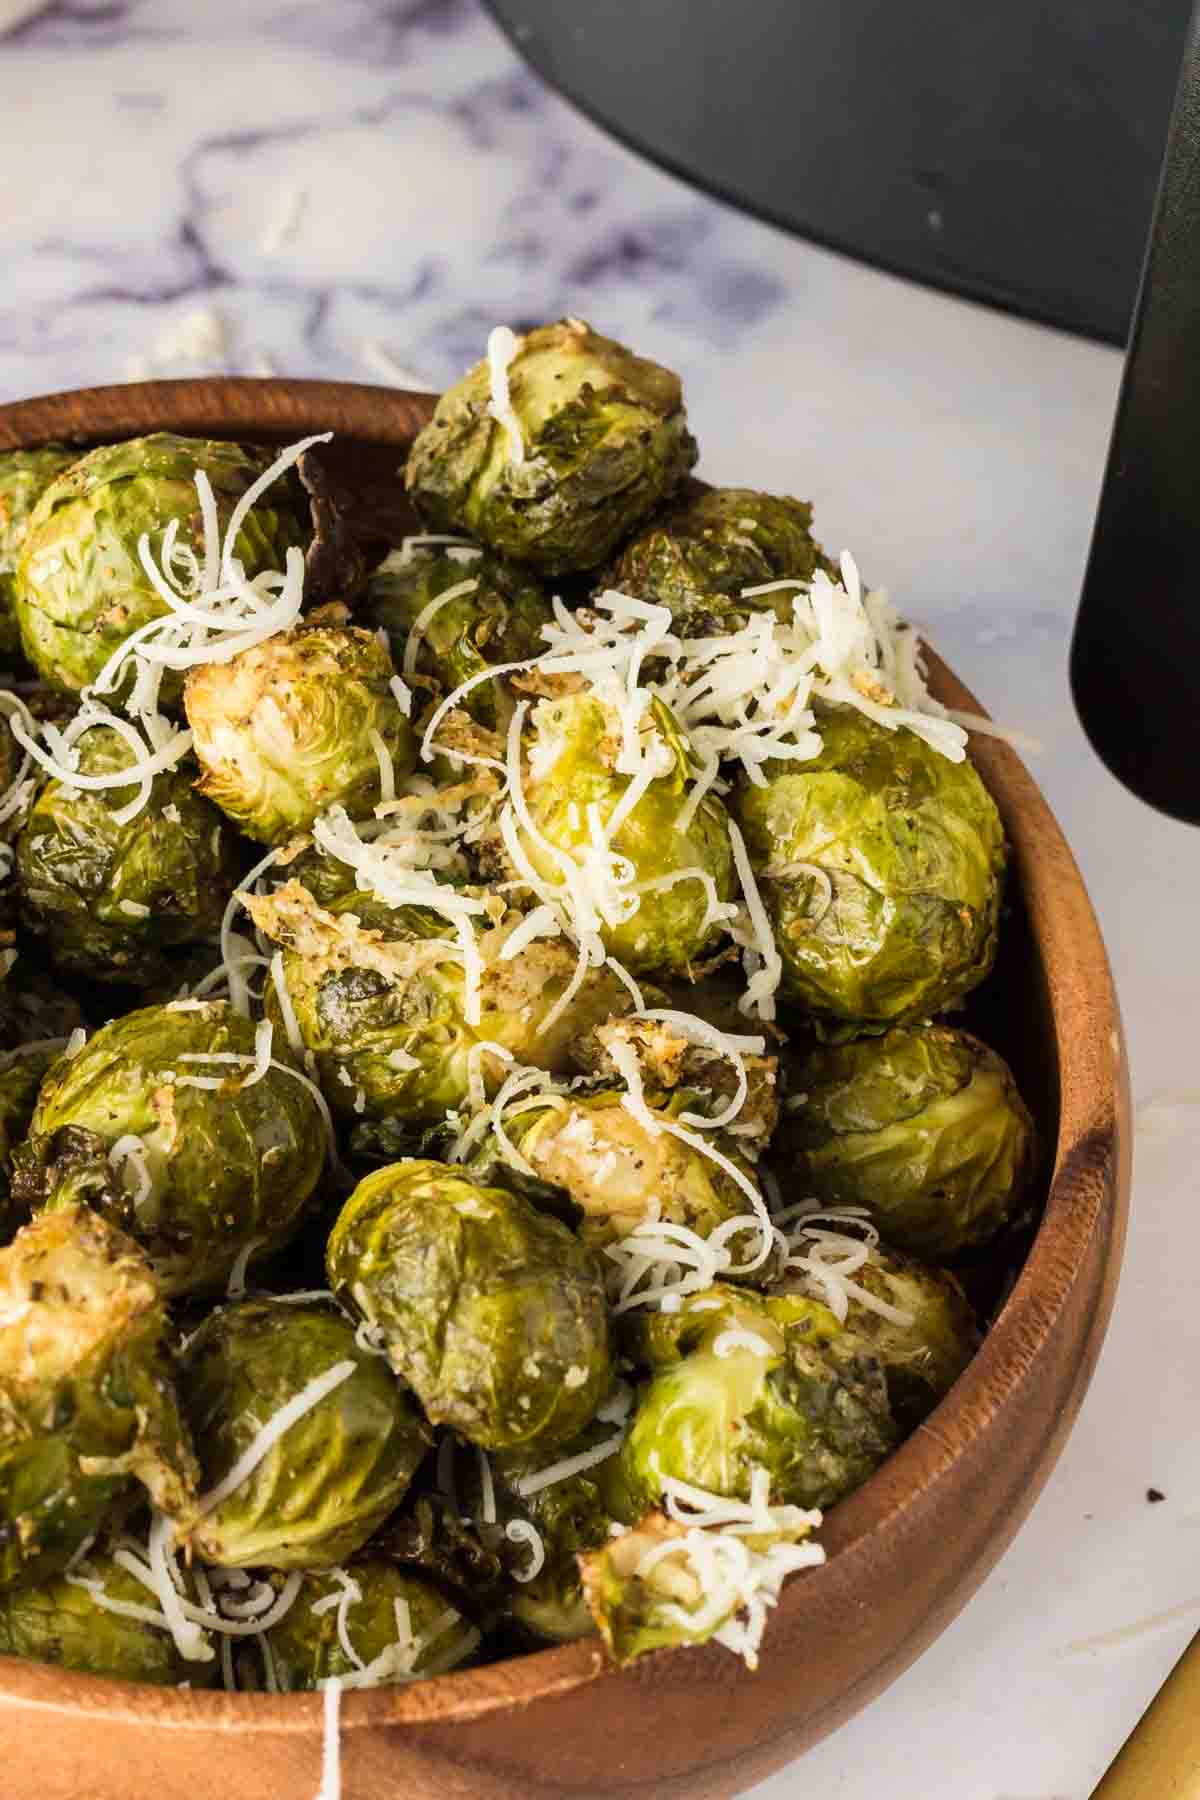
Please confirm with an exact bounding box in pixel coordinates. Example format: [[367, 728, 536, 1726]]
[[0, 378, 1128, 1799]]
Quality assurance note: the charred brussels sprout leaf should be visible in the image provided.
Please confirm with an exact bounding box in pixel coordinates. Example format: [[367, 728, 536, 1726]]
[[0, 1206, 198, 1589], [263, 1562, 479, 1690], [15, 731, 241, 987], [518, 691, 735, 977], [185, 624, 417, 844], [0, 447, 78, 664], [0, 1042, 62, 1243], [181, 1298, 431, 1570], [327, 1159, 612, 1451], [0, 1545, 218, 1683], [620, 1295, 896, 1514], [363, 545, 552, 730], [778, 1025, 1035, 1259], [405, 320, 697, 575], [17, 1001, 325, 1296], [605, 486, 835, 637], [247, 879, 637, 1126], [373, 1488, 510, 1628], [14, 434, 308, 699], [732, 710, 1006, 1029]]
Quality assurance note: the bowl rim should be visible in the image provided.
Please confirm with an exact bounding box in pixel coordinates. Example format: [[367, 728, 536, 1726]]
[[0, 376, 1128, 1735]]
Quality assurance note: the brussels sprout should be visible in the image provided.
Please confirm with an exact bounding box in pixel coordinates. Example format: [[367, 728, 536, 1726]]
[[0, 1544, 218, 1684], [0, 1206, 198, 1588], [574, 1012, 780, 1156], [15, 1001, 325, 1296], [0, 447, 77, 664], [405, 319, 697, 575], [246, 879, 637, 1126], [604, 486, 834, 636], [731, 709, 1006, 1028], [618, 1281, 777, 1372], [14, 731, 241, 987], [517, 691, 735, 977], [472, 1086, 762, 1252], [181, 1299, 431, 1570], [363, 545, 552, 730], [14, 434, 308, 699], [184, 624, 417, 845], [327, 1159, 612, 1451], [263, 1562, 479, 1690], [837, 1252, 976, 1431], [579, 1503, 821, 1666], [777, 1025, 1035, 1258], [459, 1422, 630, 1645], [619, 1294, 895, 1514]]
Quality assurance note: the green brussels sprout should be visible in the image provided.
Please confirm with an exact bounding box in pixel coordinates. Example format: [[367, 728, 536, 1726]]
[[836, 1252, 977, 1431], [15, 1001, 325, 1296], [459, 1421, 630, 1645], [327, 1159, 612, 1451], [0, 1206, 198, 1589], [731, 709, 1006, 1028], [262, 1562, 479, 1690], [246, 878, 638, 1126], [579, 1503, 821, 1666], [0, 447, 78, 664], [14, 434, 308, 699], [518, 691, 735, 977], [604, 486, 834, 636], [777, 1025, 1035, 1258], [184, 624, 417, 845], [405, 319, 697, 575], [180, 1299, 431, 1570], [617, 1281, 777, 1372], [471, 1086, 762, 1252], [14, 731, 241, 987], [0, 1544, 218, 1684], [363, 545, 552, 730], [619, 1294, 896, 1514]]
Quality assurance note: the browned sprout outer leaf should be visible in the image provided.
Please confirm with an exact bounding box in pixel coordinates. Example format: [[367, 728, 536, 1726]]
[[0, 1205, 199, 1589]]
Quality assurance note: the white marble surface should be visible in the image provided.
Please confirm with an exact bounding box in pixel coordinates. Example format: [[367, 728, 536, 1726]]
[[4, 3, 1200, 1795]]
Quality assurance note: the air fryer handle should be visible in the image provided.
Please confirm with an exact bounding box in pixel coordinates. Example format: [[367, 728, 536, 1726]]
[[1070, 0, 1200, 824]]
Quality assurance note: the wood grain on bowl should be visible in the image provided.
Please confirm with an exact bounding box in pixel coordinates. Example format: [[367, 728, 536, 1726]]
[[0, 379, 1130, 1800]]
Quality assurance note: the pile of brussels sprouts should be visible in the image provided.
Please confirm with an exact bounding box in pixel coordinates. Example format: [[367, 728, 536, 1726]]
[[0, 318, 1036, 1692]]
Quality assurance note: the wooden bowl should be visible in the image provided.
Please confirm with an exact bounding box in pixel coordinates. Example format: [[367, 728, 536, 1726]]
[[0, 379, 1130, 1800]]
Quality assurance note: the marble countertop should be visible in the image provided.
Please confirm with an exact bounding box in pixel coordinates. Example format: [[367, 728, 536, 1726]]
[[3, 3, 1199, 1795]]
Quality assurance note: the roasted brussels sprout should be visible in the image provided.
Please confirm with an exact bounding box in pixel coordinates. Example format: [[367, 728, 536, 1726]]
[[619, 1294, 896, 1514], [777, 1025, 1035, 1258], [579, 1503, 822, 1666], [14, 731, 241, 987], [0, 1206, 198, 1589], [184, 624, 417, 844], [374, 1488, 510, 1628], [517, 691, 735, 976], [263, 1562, 479, 1690], [246, 879, 637, 1126], [181, 1299, 431, 1570], [16, 1001, 326, 1296], [327, 1159, 612, 1451], [405, 320, 697, 575], [0, 447, 78, 664], [836, 1253, 976, 1431], [605, 486, 834, 636], [471, 1086, 762, 1252], [731, 709, 1006, 1028], [14, 434, 308, 698], [0, 1545, 218, 1684], [363, 545, 552, 730]]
